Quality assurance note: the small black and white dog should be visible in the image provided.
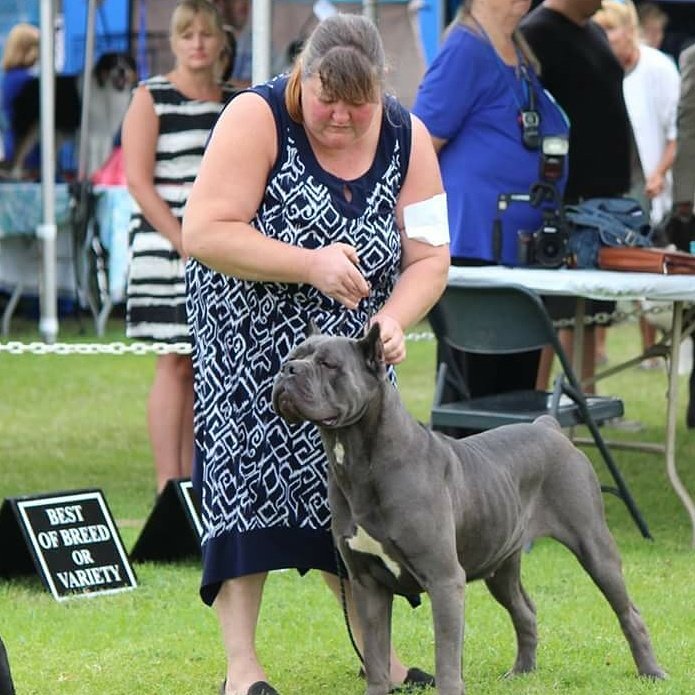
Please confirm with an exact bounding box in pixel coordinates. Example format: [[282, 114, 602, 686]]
[[3, 51, 137, 179], [85, 52, 138, 176]]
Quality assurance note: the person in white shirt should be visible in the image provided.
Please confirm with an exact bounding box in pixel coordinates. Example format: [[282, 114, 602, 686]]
[[595, 0, 679, 226], [595, 0, 680, 368]]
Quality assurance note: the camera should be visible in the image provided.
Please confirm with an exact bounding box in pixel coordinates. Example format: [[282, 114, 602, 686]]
[[494, 135, 571, 268], [517, 209, 569, 268], [520, 109, 541, 150]]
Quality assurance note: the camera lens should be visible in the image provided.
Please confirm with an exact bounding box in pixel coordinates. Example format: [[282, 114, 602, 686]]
[[536, 229, 567, 268]]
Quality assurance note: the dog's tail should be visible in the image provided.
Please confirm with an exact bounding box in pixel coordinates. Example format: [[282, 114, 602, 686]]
[[533, 414, 562, 431]]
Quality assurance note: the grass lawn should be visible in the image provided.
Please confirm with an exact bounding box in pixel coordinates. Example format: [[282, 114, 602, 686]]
[[1, 311, 694, 694]]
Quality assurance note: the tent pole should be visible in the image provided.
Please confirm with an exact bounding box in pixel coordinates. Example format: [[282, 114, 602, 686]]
[[77, 0, 98, 181], [252, 0, 272, 85], [39, 0, 58, 343]]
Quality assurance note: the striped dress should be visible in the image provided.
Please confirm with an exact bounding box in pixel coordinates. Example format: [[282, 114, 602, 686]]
[[125, 76, 235, 342]]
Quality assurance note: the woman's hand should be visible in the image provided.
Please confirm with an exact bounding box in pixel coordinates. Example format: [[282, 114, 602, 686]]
[[369, 313, 406, 365], [306, 243, 370, 309], [645, 171, 665, 199]]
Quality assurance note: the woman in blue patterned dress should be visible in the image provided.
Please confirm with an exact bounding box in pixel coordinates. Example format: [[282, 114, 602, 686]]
[[122, 0, 234, 494], [183, 14, 450, 695]]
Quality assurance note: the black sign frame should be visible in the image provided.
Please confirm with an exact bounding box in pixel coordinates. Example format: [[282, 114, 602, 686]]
[[0, 489, 137, 601], [129, 478, 202, 563]]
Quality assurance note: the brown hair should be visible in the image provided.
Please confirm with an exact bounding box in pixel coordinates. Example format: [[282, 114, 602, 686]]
[[285, 13, 386, 123], [2, 23, 40, 71], [637, 2, 668, 29]]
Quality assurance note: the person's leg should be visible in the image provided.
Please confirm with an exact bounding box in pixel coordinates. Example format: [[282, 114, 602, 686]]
[[535, 346, 555, 391], [216, 573, 269, 695], [595, 325, 608, 365], [179, 373, 195, 479], [638, 313, 659, 368], [558, 326, 596, 395], [321, 572, 409, 684], [147, 353, 194, 493]]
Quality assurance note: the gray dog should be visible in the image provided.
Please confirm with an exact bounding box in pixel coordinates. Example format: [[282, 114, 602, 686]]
[[272, 325, 665, 694]]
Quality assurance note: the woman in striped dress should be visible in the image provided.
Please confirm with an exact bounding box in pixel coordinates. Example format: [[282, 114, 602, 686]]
[[122, 0, 234, 494]]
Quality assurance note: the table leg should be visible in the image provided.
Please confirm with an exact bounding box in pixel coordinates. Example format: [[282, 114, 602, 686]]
[[666, 301, 695, 548], [1, 283, 24, 336]]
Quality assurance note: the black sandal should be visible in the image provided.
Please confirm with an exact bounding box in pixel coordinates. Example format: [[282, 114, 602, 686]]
[[390, 667, 435, 692], [220, 680, 280, 695]]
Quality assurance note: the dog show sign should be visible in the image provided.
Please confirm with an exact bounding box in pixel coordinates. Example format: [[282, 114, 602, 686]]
[[0, 489, 137, 601], [129, 478, 202, 563]]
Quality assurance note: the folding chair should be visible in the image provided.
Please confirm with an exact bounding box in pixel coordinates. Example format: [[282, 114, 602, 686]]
[[428, 280, 651, 539]]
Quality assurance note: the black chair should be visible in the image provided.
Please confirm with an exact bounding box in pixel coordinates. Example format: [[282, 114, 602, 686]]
[[428, 280, 651, 539]]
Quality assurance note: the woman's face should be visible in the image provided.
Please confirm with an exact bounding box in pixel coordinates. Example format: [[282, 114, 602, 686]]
[[301, 75, 380, 149], [603, 22, 634, 66], [172, 14, 224, 71], [641, 18, 665, 49]]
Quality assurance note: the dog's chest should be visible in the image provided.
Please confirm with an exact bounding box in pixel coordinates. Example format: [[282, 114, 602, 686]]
[[342, 523, 422, 596], [330, 447, 422, 593], [346, 525, 401, 579]]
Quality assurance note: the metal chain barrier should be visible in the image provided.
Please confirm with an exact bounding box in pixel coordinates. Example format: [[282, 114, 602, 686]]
[[551, 300, 674, 330], [0, 341, 193, 356], [0, 302, 681, 355]]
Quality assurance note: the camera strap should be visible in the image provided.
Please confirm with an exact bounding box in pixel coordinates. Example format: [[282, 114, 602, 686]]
[[468, 15, 540, 148]]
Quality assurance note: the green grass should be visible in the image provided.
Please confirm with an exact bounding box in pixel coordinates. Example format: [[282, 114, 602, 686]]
[[1, 313, 694, 694]]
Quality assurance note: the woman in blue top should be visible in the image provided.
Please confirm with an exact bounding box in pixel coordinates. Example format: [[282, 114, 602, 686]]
[[413, 0, 569, 402], [1, 23, 40, 173], [413, 0, 569, 267]]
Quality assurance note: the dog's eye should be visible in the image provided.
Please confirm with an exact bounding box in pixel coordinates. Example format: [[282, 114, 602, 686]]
[[319, 359, 338, 371]]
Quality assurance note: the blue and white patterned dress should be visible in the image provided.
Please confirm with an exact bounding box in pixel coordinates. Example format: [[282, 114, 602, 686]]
[[186, 75, 412, 605]]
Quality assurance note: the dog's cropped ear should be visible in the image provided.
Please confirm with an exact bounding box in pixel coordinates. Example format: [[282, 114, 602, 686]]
[[305, 319, 321, 337], [360, 323, 385, 373]]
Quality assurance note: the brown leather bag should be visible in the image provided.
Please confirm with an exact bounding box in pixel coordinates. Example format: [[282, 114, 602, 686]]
[[597, 246, 695, 274]]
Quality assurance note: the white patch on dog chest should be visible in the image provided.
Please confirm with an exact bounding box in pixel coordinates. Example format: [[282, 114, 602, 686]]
[[333, 442, 345, 465], [347, 526, 401, 579]]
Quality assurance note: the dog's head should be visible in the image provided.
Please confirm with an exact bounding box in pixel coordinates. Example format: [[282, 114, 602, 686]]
[[272, 322, 386, 429], [93, 52, 137, 91]]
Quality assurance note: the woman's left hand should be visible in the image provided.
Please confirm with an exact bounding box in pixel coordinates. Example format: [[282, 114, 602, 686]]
[[645, 172, 665, 199], [369, 313, 406, 365]]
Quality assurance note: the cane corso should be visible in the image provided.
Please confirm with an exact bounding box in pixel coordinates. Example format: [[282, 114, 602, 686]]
[[272, 324, 665, 694]]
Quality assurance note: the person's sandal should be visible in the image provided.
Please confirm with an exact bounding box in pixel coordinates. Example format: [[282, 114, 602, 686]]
[[390, 667, 436, 692], [219, 680, 280, 695], [247, 683, 280, 695]]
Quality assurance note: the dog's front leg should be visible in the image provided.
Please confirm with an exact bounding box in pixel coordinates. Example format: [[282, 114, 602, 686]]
[[426, 567, 466, 695], [351, 578, 393, 695]]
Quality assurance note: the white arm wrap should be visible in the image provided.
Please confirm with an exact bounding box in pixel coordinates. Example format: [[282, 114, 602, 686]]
[[403, 193, 450, 246]]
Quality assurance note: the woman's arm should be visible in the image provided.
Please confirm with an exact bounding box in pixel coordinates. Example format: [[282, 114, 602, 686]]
[[645, 139, 676, 199], [121, 85, 185, 256], [182, 92, 369, 308], [371, 115, 450, 364]]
